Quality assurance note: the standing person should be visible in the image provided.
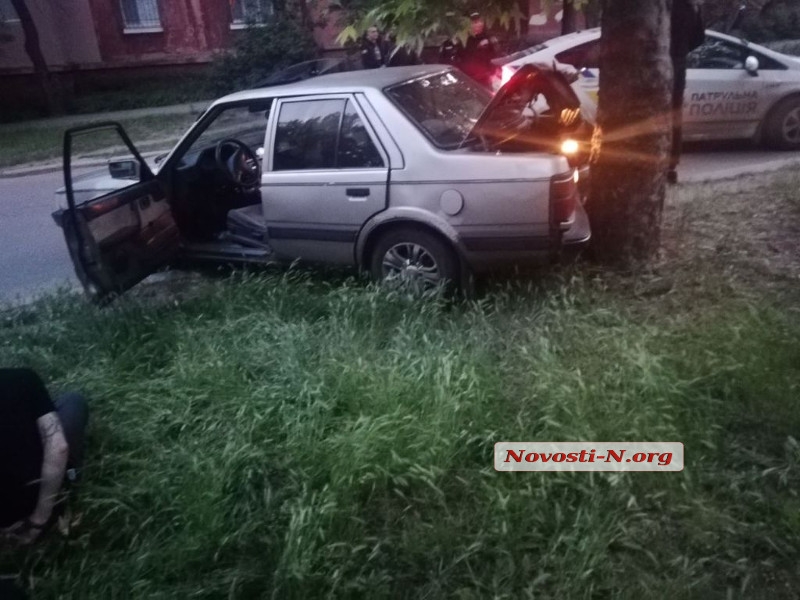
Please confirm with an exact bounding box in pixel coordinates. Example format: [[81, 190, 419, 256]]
[[0, 368, 89, 545], [360, 25, 388, 69], [439, 36, 464, 66], [460, 12, 499, 88], [385, 31, 419, 67], [668, 0, 705, 184]]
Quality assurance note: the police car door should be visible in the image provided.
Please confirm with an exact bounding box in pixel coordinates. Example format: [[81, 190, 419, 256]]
[[683, 35, 767, 141], [554, 38, 601, 107]]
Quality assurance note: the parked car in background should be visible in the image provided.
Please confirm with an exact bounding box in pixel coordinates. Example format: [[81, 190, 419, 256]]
[[252, 57, 358, 88], [494, 28, 800, 149], [54, 65, 591, 300]]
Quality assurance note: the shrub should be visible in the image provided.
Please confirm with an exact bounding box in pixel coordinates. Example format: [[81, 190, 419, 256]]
[[735, 0, 800, 42], [209, 13, 319, 95]]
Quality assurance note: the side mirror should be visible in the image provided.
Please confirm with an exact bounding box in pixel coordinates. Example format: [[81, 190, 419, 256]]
[[745, 55, 759, 76], [108, 157, 140, 180]]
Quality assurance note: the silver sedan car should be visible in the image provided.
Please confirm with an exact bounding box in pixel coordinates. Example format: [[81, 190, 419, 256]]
[[54, 65, 591, 300], [495, 29, 800, 149]]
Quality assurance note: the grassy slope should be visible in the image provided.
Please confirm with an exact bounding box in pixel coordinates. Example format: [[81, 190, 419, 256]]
[[0, 114, 198, 169], [0, 172, 799, 599]]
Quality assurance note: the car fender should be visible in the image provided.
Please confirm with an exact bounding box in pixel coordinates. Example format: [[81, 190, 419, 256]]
[[356, 207, 468, 269]]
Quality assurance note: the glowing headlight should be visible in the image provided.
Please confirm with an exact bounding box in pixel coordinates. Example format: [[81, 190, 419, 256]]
[[560, 139, 580, 155]]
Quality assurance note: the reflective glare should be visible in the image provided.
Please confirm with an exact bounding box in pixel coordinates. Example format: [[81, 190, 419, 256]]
[[561, 139, 580, 155]]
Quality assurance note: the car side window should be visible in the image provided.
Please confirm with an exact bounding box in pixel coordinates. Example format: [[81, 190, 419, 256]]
[[555, 41, 600, 69], [273, 99, 345, 171], [338, 100, 384, 169], [687, 37, 747, 69]]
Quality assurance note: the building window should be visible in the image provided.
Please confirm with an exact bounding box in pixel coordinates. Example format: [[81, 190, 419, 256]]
[[230, 0, 272, 28], [120, 0, 162, 33], [0, 0, 20, 23]]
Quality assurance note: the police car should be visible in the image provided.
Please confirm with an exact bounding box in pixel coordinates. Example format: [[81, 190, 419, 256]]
[[494, 28, 800, 149]]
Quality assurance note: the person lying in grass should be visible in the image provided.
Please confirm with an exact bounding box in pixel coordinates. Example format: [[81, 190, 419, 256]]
[[0, 368, 88, 545]]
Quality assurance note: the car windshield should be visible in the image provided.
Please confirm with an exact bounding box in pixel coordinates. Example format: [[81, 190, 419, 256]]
[[385, 70, 492, 149]]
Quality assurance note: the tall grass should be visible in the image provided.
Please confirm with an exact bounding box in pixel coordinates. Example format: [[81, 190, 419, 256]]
[[1, 265, 798, 599]]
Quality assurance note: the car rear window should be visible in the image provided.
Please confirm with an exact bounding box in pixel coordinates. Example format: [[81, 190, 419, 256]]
[[385, 70, 492, 149]]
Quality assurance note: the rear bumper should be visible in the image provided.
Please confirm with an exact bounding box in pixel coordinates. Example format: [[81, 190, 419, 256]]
[[458, 203, 591, 274]]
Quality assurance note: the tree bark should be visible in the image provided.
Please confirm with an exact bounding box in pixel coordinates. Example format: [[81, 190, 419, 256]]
[[583, 0, 602, 28], [562, 0, 579, 34], [587, 0, 672, 267], [9, 0, 62, 115], [518, 0, 530, 41]]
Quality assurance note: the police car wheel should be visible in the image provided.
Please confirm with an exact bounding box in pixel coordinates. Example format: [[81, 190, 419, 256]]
[[764, 96, 800, 150]]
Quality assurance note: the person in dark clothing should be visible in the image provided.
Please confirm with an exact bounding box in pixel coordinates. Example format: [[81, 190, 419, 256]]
[[385, 32, 419, 67], [0, 368, 88, 545], [0, 578, 28, 600], [460, 12, 499, 88], [669, 0, 705, 184], [439, 37, 464, 66], [360, 26, 388, 69]]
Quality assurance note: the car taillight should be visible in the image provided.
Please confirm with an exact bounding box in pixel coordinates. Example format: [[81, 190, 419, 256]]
[[551, 170, 578, 224]]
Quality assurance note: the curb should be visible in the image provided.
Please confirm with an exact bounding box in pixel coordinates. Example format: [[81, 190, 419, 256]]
[[681, 156, 800, 183], [1, 150, 168, 179], [0, 100, 213, 133]]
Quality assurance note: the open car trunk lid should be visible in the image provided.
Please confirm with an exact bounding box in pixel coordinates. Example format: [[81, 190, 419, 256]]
[[460, 64, 585, 152]]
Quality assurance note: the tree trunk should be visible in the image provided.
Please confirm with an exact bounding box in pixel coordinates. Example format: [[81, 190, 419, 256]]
[[9, 0, 62, 115], [562, 0, 579, 34], [587, 0, 672, 267], [518, 0, 530, 41], [295, 0, 313, 31], [583, 0, 602, 28]]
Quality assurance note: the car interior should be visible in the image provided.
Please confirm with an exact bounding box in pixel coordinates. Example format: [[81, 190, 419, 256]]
[[166, 100, 272, 249]]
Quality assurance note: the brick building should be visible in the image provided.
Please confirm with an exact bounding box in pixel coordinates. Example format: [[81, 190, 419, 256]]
[[0, 0, 341, 74], [0, 0, 575, 113]]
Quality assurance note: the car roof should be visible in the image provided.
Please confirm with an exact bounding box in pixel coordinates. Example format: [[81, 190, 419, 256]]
[[517, 27, 797, 66], [211, 65, 451, 106]]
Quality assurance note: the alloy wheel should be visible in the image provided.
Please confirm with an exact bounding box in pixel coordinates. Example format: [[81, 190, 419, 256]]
[[381, 242, 442, 293]]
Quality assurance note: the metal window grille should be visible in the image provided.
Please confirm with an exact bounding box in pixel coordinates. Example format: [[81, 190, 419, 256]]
[[231, 0, 272, 24], [120, 0, 161, 29]]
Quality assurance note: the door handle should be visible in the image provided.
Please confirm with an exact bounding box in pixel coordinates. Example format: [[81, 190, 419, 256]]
[[346, 188, 370, 198]]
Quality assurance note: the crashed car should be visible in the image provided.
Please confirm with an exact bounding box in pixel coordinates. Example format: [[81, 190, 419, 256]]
[[494, 28, 800, 149], [54, 65, 591, 300]]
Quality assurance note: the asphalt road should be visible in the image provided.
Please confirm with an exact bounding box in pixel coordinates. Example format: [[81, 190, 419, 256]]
[[1, 146, 798, 305], [0, 171, 79, 305]]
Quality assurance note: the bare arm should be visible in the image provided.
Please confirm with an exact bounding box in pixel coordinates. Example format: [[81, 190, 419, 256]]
[[30, 411, 69, 525]]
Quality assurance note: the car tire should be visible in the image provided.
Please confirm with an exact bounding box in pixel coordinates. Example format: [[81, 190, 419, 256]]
[[763, 96, 800, 150], [369, 228, 460, 295]]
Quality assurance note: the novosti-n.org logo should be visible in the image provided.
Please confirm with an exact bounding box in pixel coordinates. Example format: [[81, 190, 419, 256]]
[[494, 442, 684, 472]]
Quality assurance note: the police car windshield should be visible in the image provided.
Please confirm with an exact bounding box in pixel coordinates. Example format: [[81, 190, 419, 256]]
[[386, 70, 493, 149]]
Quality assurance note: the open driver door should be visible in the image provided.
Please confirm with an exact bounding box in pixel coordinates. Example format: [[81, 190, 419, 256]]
[[55, 122, 180, 301]]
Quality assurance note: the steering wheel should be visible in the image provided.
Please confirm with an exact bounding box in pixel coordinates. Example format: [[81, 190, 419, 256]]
[[214, 139, 261, 188]]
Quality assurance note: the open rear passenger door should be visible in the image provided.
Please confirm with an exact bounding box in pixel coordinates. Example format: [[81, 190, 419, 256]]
[[55, 122, 180, 301]]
